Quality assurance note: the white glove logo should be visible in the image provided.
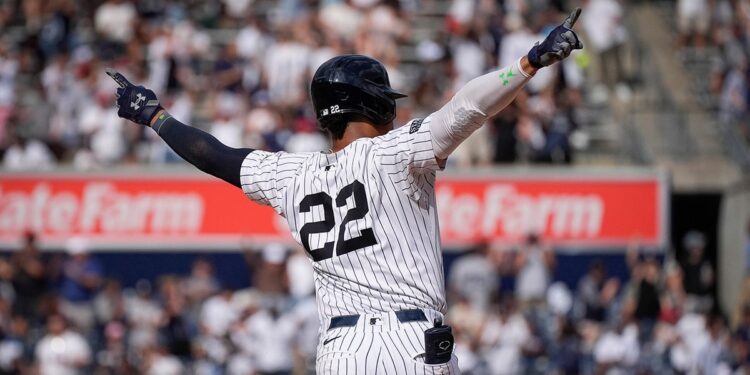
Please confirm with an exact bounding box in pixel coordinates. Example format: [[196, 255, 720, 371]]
[[130, 93, 145, 110]]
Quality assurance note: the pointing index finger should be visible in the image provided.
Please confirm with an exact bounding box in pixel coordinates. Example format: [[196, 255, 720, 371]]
[[563, 8, 581, 29], [105, 68, 134, 88]]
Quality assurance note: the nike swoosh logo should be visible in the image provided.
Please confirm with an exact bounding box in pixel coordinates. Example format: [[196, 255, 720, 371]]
[[323, 336, 341, 345]]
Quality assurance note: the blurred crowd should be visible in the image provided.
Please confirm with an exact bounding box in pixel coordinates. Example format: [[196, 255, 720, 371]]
[[1, 233, 321, 374], [686, 0, 750, 142], [446, 231, 733, 375], [0, 0, 608, 171], [2, 229, 748, 374]]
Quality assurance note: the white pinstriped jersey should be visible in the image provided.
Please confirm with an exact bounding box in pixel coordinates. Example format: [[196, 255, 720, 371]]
[[240, 117, 446, 322]]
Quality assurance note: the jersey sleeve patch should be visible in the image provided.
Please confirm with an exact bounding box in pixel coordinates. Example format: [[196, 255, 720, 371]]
[[409, 118, 424, 134]]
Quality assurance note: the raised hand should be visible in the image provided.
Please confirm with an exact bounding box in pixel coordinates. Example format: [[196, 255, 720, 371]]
[[106, 68, 162, 126], [527, 8, 584, 69]]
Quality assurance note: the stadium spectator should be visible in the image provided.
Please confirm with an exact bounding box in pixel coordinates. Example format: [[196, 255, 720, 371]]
[[94, 0, 137, 44], [490, 101, 523, 163], [449, 242, 499, 310], [243, 94, 282, 149], [660, 262, 687, 325], [249, 244, 290, 295], [498, 13, 538, 69], [626, 249, 662, 342], [479, 294, 532, 375], [581, 0, 628, 90], [697, 314, 733, 374], [124, 279, 163, 352], [7, 315, 34, 370], [514, 234, 555, 307], [235, 17, 270, 90], [718, 54, 748, 126], [228, 300, 260, 375], [201, 288, 238, 338], [1, 134, 55, 170], [290, 294, 319, 373], [553, 317, 583, 375], [449, 296, 488, 373], [59, 238, 103, 336], [242, 298, 298, 375], [285, 246, 315, 300], [284, 116, 329, 153], [318, 0, 364, 42], [183, 258, 220, 309], [576, 260, 619, 323], [0, 318, 25, 373], [77, 91, 126, 166], [142, 345, 184, 375], [670, 312, 711, 373], [593, 320, 640, 374], [158, 276, 194, 359], [93, 278, 124, 331], [0, 40, 18, 129], [736, 304, 750, 338], [35, 314, 92, 375], [262, 28, 312, 109], [192, 332, 231, 374], [362, 0, 410, 42], [94, 320, 130, 373], [703, 0, 750, 148], [0, 260, 13, 315], [676, 0, 711, 48], [10, 232, 46, 317], [679, 230, 715, 313]]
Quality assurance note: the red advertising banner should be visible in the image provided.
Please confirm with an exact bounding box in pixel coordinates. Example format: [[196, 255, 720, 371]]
[[436, 174, 666, 248], [0, 170, 667, 251]]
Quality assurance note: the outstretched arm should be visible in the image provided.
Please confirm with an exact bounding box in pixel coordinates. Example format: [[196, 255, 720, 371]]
[[107, 70, 252, 187], [149, 111, 252, 187], [430, 8, 583, 160]]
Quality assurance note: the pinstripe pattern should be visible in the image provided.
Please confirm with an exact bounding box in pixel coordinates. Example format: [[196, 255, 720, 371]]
[[316, 310, 458, 374], [240, 118, 457, 372]]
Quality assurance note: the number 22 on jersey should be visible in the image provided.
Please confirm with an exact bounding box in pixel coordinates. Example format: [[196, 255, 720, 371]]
[[299, 180, 377, 262]]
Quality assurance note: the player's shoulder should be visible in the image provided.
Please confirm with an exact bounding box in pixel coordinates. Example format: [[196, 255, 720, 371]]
[[373, 117, 431, 146], [246, 149, 315, 161], [243, 149, 317, 171]]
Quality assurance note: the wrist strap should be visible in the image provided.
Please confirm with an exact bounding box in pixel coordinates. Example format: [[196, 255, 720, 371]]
[[152, 112, 172, 134]]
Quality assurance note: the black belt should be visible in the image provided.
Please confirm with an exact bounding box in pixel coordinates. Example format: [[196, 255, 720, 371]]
[[328, 309, 427, 330]]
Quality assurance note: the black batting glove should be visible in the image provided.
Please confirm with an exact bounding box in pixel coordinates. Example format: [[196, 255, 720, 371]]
[[527, 8, 584, 69], [106, 68, 163, 126]]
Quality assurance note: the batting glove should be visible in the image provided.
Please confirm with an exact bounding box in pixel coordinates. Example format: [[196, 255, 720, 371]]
[[106, 68, 162, 126], [527, 8, 584, 69]]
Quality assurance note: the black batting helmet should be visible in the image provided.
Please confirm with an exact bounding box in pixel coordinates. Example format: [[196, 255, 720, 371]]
[[310, 55, 406, 130]]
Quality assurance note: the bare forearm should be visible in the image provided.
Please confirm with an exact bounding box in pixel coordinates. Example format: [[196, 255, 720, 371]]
[[519, 55, 539, 76]]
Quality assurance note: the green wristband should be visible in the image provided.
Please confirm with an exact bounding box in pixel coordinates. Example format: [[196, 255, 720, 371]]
[[152, 112, 173, 134]]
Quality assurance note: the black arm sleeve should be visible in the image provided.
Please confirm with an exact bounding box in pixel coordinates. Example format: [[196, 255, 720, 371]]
[[157, 117, 253, 188]]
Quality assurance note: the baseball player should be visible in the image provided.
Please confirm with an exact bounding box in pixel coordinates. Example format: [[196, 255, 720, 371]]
[[109, 9, 583, 374]]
